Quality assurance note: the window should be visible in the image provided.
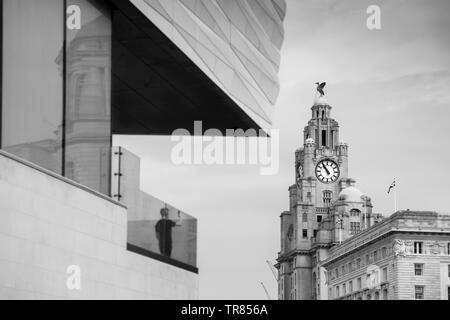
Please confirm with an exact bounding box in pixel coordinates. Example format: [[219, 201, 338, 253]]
[[323, 191, 332, 207], [382, 247, 387, 258], [1, 0, 65, 174], [375, 291, 379, 300], [302, 213, 308, 222], [383, 289, 388, 300], [448, 243, 450, 255], [373, 250, 378, 261], [357, 278, 362, 290], [2, 0, 115, 196], [448, 265, 450, 277], [65, 0, 112, 195], [382, 267, 388, 282], [302, 229, 308, 238], [335, 268, 339, 278], [336, 286, 340, 297], [350, 222, 360, 234], [356, 258, 361, 269], [343, 283, 346, 295], [366, 293, 371, 300], [415, 286, 424, 300], [321, 130, 327, 147], [317, 215, 323, 223], [349, 281, 353, 293], [341, 265, 345, 275], [414, 242, 423, 254], [448, 287, 450, 300], [350, 209, 360, 217], [366, 254, 370, 265], [414, 264, 424, 276]]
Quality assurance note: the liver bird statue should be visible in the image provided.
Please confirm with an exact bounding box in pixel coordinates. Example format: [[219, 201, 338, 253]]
[[315, 82, 326, 97]]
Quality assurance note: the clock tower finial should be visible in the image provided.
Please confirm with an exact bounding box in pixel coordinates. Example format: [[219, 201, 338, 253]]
[[315, 82, 326, 97]]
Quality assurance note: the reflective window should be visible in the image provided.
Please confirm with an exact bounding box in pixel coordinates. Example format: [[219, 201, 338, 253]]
[[65, 0, 112, 195], [2, 0, 64, 174], [2, 0, 112, 195]]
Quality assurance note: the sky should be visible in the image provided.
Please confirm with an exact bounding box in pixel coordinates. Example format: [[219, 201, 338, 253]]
[[114, 0, 450, 299]]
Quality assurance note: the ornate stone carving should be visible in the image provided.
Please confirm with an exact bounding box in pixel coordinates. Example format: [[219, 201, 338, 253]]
[[428, 241, 443, 255], [393, 239, 407, 257]]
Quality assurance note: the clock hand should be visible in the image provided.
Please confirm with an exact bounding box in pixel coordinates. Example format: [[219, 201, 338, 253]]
[[323, 164, 331, 175]]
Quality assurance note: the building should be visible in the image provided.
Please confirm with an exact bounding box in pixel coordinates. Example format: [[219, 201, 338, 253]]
[[0, 0, 286, 299], [276, 93, 450, 300], [324, 210, 450, 300]]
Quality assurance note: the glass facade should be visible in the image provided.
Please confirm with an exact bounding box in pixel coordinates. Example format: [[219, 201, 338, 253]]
[[0, 0, 285, 273], [1, 0, 111, 195], [2, 0, 64, 174], [64, 0, 112, 195], [127, 193, 197, 270]]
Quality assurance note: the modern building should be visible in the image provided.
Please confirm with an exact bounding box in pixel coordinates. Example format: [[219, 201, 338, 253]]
[[0, 0, 286, 299], [276, 94, 450, 300]]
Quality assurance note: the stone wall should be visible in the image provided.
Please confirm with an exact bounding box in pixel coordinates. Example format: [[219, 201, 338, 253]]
[[0, 151, 198, 299]]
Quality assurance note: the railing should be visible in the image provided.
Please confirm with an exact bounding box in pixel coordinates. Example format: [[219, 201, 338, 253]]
[[111, 147, 198, 272], [316, 207, 329, 214]]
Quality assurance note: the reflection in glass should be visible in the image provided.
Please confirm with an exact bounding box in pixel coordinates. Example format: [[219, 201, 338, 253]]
[[1, 0, 64, 174], [64, 0, 112, 194], [155, 207, 180, 257], [128, 193, 197, 268]]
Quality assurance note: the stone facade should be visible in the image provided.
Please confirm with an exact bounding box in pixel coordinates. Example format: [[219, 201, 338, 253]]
[[276, 96, 449, 300], [323, 211, 450, 300]]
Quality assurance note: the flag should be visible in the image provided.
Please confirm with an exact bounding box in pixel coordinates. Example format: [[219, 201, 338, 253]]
[[387, 179, 396, 194]]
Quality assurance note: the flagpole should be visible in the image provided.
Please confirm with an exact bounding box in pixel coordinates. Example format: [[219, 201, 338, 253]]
[[394, 181, 397, 213], [364, 199, 367, 230]]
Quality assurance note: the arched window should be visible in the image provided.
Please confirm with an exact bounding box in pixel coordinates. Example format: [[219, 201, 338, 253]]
[[323, 190, 332, 207]]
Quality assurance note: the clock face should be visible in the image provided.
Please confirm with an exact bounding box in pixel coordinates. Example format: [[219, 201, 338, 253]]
[[315, 159, 340, 183]]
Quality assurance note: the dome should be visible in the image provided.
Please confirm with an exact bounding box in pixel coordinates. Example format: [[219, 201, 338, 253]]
[[338, 187, 364, 202], [313, 96, 329, 106]]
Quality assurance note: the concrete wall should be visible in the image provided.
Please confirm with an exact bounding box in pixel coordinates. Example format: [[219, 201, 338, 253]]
[[0, 151, 198, 299]]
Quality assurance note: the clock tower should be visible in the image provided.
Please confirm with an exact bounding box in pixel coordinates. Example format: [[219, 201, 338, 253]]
[[277, 89, 382, 300]]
